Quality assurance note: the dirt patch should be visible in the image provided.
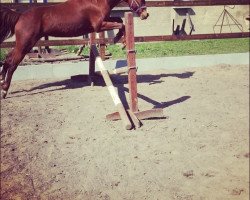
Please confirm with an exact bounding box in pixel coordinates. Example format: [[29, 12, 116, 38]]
[[1, 64, 249, 200]]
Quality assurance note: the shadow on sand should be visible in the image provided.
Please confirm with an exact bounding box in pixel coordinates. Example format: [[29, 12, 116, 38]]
[[8, 71, 194, 109]]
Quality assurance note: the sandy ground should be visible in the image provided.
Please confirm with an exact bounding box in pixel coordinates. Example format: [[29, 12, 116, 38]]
[[0, 64, 249, 200]]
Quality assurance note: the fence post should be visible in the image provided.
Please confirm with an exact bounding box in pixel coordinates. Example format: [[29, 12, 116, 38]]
[[125, 12, 138, 113], [89, 33, 96, 86], [99, 32, 106, 60]]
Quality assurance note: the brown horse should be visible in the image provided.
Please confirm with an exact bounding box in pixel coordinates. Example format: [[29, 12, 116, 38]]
[[0, 0, 149, 98]]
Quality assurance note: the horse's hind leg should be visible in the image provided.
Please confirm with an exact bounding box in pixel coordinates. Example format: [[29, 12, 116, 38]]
[[1, 38, 38, 98], [0, 50, 13, 83], [0, 48, 26, 98]]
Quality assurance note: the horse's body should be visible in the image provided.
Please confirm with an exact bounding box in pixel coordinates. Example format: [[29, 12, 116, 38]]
[[0, 0, 148, 98]]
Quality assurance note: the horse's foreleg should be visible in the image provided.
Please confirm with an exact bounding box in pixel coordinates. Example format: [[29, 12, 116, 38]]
[[104, 17, 125, 44], [97, 18, 125, 45]]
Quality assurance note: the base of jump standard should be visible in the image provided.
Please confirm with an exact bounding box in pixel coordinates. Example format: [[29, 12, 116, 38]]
[[88, 12, 165, 130]]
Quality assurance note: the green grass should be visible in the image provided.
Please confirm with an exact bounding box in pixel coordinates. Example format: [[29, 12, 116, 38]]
[[107, 38, 250, 59], [0, 38, 249, 61]]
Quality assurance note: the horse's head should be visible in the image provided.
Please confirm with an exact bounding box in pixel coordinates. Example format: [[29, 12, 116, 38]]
[[125, 0, 149, 20]]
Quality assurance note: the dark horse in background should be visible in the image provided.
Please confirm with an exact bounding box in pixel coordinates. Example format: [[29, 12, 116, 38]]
[[0, 0, 149, 98]]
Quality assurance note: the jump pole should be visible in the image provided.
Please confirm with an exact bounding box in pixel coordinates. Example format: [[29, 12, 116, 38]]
[[90, 45, 133, 130], [98, 32, 106, 60]]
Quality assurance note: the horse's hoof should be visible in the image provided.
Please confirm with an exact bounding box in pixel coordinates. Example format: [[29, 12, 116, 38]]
[[114, 35, 122, 44], [113, 37, 119, 44], [1, 90, 7, 99], [0, 75, 4, 82]]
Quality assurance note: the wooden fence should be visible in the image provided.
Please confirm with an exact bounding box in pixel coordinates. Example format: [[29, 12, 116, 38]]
[[0, 0, 249, 49]]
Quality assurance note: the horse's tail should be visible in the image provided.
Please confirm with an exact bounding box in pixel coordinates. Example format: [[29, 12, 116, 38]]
[[0, 7, 21, 44]]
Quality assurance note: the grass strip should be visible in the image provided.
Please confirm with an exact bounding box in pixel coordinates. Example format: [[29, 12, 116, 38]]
[[0, 38, 249, 61]]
